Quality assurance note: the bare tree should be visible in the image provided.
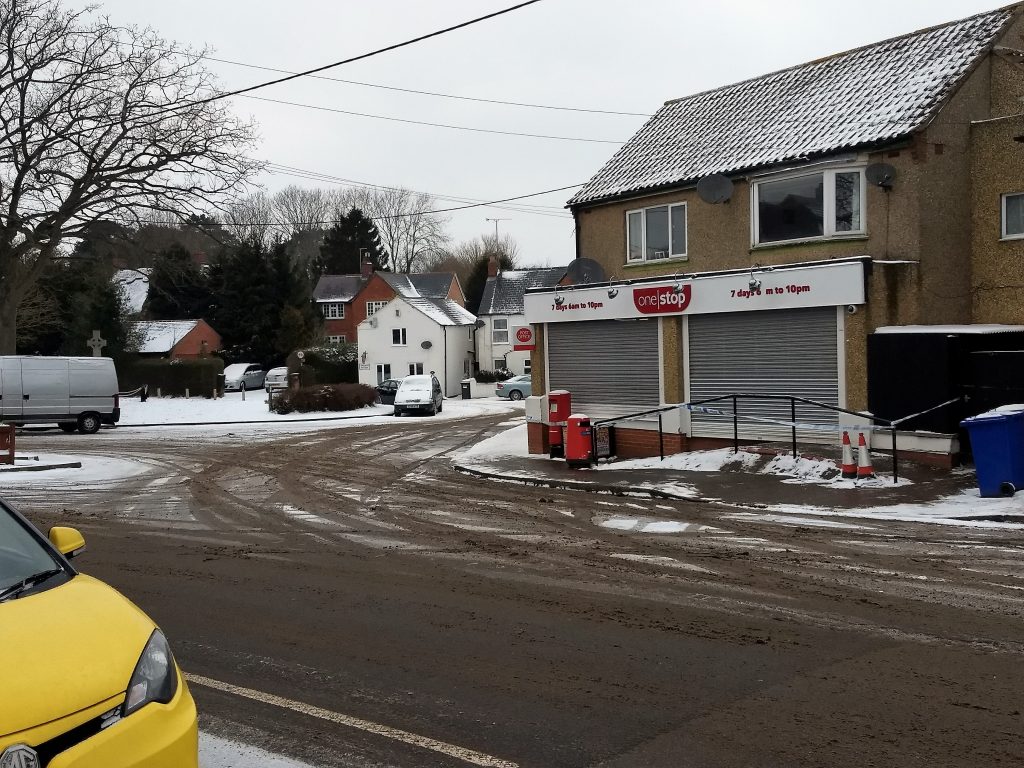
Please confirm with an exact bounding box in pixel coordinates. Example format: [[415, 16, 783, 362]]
[[368, 188, 450, 273], [272, 185, 331, 236], [425, 233, 520, 287], [0, 0, 260, 352], [223, 191, 275, 246]]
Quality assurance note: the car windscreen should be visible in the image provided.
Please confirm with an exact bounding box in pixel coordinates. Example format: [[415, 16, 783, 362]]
[[0, 507, 61, 594], [223, 364, 248, 378], [400, 378, 431, 393]]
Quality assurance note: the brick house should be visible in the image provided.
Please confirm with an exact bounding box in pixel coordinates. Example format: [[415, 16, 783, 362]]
[[130, 319, 221, 359], [524, 5, 1024, 461], [313, 259, 465, 345]]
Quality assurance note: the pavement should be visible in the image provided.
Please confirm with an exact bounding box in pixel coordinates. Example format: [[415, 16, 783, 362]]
[[0, 454, 81, 472]]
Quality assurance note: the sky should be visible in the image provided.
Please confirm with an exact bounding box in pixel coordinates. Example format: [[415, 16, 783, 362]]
[[69, 0, 1008, 267]]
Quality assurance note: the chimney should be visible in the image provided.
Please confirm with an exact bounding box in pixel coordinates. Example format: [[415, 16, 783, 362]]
[[192, 249, 208, 267], [361, 256, 375, 278], [487, 255, 498, 277]]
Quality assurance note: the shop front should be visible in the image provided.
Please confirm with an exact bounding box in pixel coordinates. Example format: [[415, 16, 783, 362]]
[[524, 258, 867, 457]]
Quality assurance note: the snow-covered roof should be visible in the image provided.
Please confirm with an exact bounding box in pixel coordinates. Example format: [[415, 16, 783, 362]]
[[313, 275, 367, 303], [569, 6, 1017, 207], [405, 297, 477, 327], [874, 324, 1024, 335], [478, 267, 568, 316], [131, 320, 200, 353], [379, 272, 455, 299], [113, 268, 151, 315]]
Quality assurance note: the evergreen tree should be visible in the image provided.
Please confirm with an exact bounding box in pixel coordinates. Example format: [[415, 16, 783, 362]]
[[147, 244, 213, 320], [465, 253, 514, 315], [316, 207, 387, 276]]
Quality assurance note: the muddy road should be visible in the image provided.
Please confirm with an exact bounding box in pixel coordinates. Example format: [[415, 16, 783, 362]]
[[7, 413, 1023, 767]]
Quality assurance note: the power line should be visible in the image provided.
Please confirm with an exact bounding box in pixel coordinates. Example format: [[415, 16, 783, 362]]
[[243, 95, 626, 143], [140, 0, 546, 120], [205, 55, 652, 118]]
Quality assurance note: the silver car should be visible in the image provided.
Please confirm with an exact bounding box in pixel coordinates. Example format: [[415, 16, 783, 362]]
[[496, 374, 532, 401], [264, 366, 289, 392], [223, 363, 266, 392]]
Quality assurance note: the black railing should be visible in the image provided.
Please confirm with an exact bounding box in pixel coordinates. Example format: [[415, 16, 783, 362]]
[[592, 394, 964, 483]]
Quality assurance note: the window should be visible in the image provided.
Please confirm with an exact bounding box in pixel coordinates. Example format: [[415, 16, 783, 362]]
[[626, 203, 687, 262], [376, 364, 391, 384], [493, 358, 505, 371], [754, 168, 865, 244], [492, 318, 509, 344], [322, 302, 344, 319], [1002, 193, 1024, 239], [327, 335, 345, 345], [408, 363, 424, 375], [366, 300, 387, 317], [392, 328, 407, 346], [523, 358, 532, 374]]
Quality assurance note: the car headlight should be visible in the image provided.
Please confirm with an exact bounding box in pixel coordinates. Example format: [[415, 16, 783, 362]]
[[123, 630, 178, 716]]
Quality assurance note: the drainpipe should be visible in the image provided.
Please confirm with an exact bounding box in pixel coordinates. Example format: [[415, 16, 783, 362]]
[[443, 326, 448, 396]]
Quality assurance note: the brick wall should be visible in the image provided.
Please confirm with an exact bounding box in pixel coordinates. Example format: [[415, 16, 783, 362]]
[[171, 320, 222, 358], [324, 275, 397, 344]]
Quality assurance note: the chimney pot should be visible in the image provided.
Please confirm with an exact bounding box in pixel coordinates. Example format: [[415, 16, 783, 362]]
[[487, 255, 498, 277], [361, 256, 375, 278]]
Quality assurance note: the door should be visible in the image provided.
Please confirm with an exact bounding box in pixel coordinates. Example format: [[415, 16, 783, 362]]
[[376, 364, 391, 384], [687, 307, 840, 442], [20, 357, 71, 420], [0, 359, 23, 419]]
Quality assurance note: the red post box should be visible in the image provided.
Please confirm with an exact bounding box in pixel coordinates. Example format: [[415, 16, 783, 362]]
[[548, 423, 564, 459], [565, 414, 594, 468], [0, 423, 14, 465], [548, 390, 571, 424]]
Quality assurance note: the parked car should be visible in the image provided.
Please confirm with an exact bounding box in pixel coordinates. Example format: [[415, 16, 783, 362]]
[[496, 374, 532, 401], [223, 363, 265, 392], [394, 374, 443, 416], [0, 497, 198, 765], [0, 356, 119, 434], [375, 378, 401, 405], [264, 366, 289, 392]]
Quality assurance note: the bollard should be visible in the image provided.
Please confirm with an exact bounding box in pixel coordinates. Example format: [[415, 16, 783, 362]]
[[0, 423, 14, 465], [156, 387, 161, 398]]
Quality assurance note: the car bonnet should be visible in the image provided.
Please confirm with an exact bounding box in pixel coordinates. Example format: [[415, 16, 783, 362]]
[[0, 574, 157, 737]]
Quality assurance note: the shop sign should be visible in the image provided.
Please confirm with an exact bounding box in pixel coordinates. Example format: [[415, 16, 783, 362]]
[[512, 325, 535, 351], [524, 260, 866, 324]]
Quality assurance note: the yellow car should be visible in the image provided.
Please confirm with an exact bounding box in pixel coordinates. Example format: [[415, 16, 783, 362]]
[[0, 498, 198, 767]]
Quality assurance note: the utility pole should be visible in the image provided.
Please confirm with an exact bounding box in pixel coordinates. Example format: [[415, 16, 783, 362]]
[[485, 218, 509, 243]]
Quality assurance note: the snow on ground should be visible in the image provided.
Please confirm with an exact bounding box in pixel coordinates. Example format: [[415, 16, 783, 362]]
[[0, 453, 149, 487], [456, 423, 533, 462], [200, 732, 315, 768]]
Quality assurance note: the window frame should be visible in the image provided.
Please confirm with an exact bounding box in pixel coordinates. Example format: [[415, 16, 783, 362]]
[[751, 166, 867, 246], [376, 363, 391, 384], [625, 201, 687, 263], [392, 328, 407, 346], [322, 302, 345, 319], [366, 300, 388, 317], [408, 363, 424, 375], [492, 318, 509, 344], [1001, 192, 1024, 240], [327, 335, 346, 345]]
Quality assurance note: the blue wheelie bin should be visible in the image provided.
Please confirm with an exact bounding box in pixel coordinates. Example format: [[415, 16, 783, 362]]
[[961, 406, 1024, 497]]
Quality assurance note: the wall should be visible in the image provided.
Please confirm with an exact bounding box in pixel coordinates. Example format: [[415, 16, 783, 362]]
[[476, 313, 531, 375], [443, 324, 475, 396], [321, 274, 396, 344], [170, 321, 222, 359]]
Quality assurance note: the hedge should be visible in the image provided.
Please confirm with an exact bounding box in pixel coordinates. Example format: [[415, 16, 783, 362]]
[[273, 383, 376, 414], [286, 344, 358, 386], [118, 357, 225, 397], [474, 368, 513, 383]]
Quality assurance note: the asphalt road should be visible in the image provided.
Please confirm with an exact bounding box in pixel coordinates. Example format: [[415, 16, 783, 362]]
[[7, 414, 1024, 767]]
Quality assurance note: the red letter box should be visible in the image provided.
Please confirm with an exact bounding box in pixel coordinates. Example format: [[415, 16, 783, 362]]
[[548, 390, 571, 424], [565, 414, 594, 468]]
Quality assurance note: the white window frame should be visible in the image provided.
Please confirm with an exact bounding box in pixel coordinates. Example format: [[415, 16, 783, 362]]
[[322, 302, 345, 319], [376, 363, 391, 383], [523, 358, 532, 374], [408, 363, 424, 375], [1001, 192, 1024, 240], [625, 202, 687, 263], [493, 358, 505, 371], [327, 335, 345, 345], [752, 166, 867, 246], [392, 328, 407, 346], [492, 318, 509, 344], [366, 300, 387, 317]]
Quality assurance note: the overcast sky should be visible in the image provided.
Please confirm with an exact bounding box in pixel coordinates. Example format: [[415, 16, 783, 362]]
[[72, 0, 1005, 267]]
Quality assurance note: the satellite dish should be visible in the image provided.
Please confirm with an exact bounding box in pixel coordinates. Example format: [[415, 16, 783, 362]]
[[420, 340, 432, 349], [865, 163, 897, 189], [473, 319, 486, 329], [696, 173, 734, 204], [564, 258, 606, 285]]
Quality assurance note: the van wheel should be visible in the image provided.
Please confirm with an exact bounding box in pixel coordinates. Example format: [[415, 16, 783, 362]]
[[59, 423, 77, 433], [77, 413, 101, 434]]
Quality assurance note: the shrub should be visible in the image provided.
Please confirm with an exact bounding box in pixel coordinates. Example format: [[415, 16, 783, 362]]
[[273, 383, 377, 414], [118, 357, 225, 397], [286, 344, 358, 386], [474, 368, 513, 383]]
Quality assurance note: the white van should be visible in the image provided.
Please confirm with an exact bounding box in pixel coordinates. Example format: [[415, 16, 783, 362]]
[[393, 374, 443, 417], [0, 356, 120, 433]]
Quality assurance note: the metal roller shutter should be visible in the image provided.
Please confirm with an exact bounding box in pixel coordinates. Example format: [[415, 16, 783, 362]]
[[688, 307, 840, 442], [548, 319, 660, 418]]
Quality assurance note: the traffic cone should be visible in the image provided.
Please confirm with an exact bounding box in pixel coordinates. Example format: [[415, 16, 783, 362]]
[[841, 431, 857, 479], [856, 432, 876, 479]]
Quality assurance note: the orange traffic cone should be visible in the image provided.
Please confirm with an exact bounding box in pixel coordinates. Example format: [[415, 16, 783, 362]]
[[856, 432, 875, 479], [841, 431, 857, 479]]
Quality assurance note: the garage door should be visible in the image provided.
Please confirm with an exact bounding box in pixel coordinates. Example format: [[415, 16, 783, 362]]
[[548, 319, 660, 418], [688, 307, 840, 441]]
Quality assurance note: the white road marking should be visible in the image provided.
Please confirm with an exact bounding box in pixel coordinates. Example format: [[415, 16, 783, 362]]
[[186, 674, 519, 768]]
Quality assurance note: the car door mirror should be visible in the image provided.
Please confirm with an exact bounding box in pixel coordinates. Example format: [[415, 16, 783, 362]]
[[49, 526, 86, 558]]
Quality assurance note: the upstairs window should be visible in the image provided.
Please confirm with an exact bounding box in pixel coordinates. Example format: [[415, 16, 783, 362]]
[[1003, 193, 1024, 239], [322, 302, 344, 319], [392, 328, 407, 346], [492, 318, 509, 344], [366, 300, 388, 316], [754, 168, 865, 244], [626, 203, 687, 262]]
